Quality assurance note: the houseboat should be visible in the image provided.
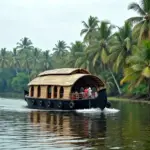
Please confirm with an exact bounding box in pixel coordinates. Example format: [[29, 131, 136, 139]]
[[24, 68, 111, 110]]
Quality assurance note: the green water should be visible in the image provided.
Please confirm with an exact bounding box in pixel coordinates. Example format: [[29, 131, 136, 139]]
[[0, 98, 150, 150]]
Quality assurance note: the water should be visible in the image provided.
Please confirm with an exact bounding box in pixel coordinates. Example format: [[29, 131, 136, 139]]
[[0, 98, 150, 150]]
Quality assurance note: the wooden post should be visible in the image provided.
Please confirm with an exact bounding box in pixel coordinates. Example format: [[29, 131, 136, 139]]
[[29, 86, 31, 97], [51, 86, 54, 99], [40, 86, 47, 98], [34, 86, 38, 97], [63, 86, 71, 99], [57, 86, 60, 99]]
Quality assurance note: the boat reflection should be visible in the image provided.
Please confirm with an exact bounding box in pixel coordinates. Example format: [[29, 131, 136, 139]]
[[29, 111, 107, 139]]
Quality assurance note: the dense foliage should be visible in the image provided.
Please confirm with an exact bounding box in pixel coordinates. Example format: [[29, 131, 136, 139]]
[[0, 0, 150, 99]]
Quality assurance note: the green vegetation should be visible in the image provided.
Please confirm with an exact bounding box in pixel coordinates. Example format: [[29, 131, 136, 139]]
[[0, 0, 150, 100]]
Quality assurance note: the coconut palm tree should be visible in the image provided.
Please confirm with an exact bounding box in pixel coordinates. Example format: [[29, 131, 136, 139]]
[[52, 40, 69, 58], [21, 51, 32, 81], [86, 21, 114, 66], [75, 51, 96, 74], [100, 71, 115, 94], [85, 21, 122, 94], [127, 0, 150, 43], [28, 48, 42, 78], [67, 41, 85, 67], [32, 48, 41, 70], [80, 16, 99, 43], [42, 50, 53, 70], [10, 48, 20, 74], [109, 22, 137, 72], [121, 40, 150, 98], [0, 48, 9, 68], [17, 37, 33, 53]]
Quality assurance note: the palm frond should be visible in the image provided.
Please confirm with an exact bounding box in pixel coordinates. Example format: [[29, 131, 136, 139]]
[[93, 53, 100, 66], [128, 2, 146, 15], [80, 29, 88, 36], [127, 17, 143, 24], [142, 67, 150, 78]]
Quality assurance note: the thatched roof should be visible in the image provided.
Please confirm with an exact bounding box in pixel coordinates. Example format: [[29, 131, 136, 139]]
[[28, 74, 105, 87], [38, 68, 90, 76]]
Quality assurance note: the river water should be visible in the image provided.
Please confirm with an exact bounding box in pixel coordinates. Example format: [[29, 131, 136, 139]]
[[0, 98, 150, 150]]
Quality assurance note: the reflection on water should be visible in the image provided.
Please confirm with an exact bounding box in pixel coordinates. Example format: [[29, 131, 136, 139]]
[[0, 98, 150, 150], [29, 111, 107, 139]]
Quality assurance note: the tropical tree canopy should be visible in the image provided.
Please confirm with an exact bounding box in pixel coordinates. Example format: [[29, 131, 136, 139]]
[[80, 16, 99, 43], [127, 0, 150, 43], [109, 22, 136, 72], [121, 40, 150, 97], [1, 0, 150, 98]]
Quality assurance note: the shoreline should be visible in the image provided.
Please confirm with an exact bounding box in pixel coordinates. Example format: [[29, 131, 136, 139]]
[[0, 92, 23, 99], [108, 97, 150, 104]]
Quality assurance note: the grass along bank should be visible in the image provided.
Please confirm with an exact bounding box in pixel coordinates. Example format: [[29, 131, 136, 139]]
[[108, 97, 150, 104]]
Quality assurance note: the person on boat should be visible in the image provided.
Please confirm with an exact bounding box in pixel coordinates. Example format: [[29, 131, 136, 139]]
[[84, 87, 88, 98], [95, 91, 98, 98], [71, 92, 76, 100], [75, 91, 79, 100], [88, 87, 92, 98]]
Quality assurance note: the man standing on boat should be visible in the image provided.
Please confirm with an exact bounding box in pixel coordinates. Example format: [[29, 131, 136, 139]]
[[84, 87, 88, 98], [88, 87, 92, 98]]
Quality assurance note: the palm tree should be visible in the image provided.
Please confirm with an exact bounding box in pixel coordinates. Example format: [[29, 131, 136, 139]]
[[86, 21, 114, 66], [100, 71, 115, 94], [10, 48, 20, 74], [68, 41, 96, 73], [32, 48, 41, 70], [67, 41, 85, 67], [80, 16, 99, 43], [28, 48, 41, 78], [109, 22, 137, 72], [86, 21, 122, 94], [127, 0, 150, 43], [121, 40, 150, 98], [52, 40, 69, 58], [0, 48, 9, 68], [17, 37, 33, 53], [75, 51, 96, 74], [42, 50, 52, 70]]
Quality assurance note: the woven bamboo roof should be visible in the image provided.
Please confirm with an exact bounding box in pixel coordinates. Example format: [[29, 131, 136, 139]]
[[28, 74, 104, 87], [38, 68, 90, 76]]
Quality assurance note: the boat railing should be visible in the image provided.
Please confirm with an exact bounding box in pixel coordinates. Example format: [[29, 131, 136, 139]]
[[70, 92, 98, 100]]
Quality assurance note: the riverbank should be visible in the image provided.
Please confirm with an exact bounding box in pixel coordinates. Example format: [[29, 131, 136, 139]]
[[0, 92, 23, 99], [108, 97, 150, 104]]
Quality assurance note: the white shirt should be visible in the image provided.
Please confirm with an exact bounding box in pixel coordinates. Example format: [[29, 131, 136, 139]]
[[88, 88, 92, 96]]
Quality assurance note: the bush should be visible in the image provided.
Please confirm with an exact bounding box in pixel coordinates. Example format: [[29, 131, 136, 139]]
[[11, 72, 29, 92]]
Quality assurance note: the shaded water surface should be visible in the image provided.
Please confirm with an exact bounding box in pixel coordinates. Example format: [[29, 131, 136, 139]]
[[0, 98, 150, 150]]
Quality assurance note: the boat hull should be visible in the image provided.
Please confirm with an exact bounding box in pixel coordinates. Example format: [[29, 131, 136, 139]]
[[24, 89, 110, 110]]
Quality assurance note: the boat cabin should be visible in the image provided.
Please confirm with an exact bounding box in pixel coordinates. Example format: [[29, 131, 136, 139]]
[[28, 68, 105, 100]]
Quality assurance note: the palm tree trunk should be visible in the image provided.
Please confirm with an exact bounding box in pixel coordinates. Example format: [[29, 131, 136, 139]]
[[26, 62, 31, 82], [108, 67, 122, 95]]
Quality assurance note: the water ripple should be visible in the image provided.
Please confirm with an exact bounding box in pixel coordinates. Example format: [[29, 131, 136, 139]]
[[0, 98, 150, 149]]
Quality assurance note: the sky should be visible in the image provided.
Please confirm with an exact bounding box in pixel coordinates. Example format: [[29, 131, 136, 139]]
[[0, 0, 138, 51]]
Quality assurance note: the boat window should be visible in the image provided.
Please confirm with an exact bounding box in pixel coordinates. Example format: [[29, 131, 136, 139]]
[[53, 86, 57, 98], [47, 85, 51, 98], [31, 86, 34, 97], [59, 87, 64, 98], [37, 86, 41, 97], [92, 87, 97, 92]]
